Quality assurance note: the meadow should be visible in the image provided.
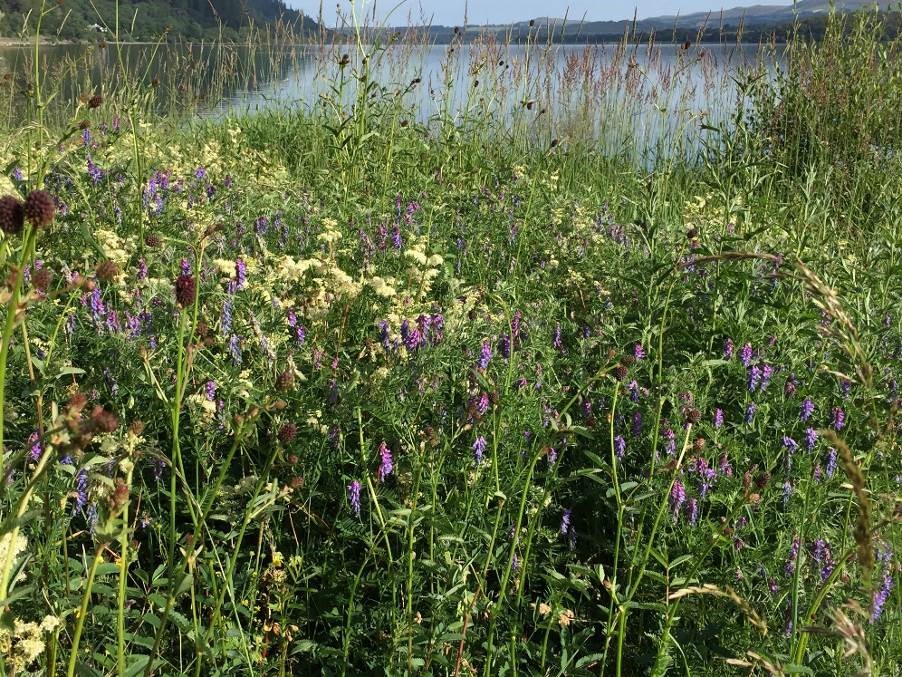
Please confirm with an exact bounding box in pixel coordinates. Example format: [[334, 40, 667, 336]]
[[0, 6, 900, 676]]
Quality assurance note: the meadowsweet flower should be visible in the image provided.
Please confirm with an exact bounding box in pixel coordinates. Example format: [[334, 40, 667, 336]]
[[378, 441, 393, 481], [614, 435, 626, 460], [348, 480, 361, 516], [713, 408, 724, 428], [800, 398, 815, 422], [831, 406, 846, 430], [739, 342, 754, 367], [472, 436, 487, 464]]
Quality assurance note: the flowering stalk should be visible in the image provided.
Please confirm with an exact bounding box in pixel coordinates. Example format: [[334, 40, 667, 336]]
[[0, 226, 38, 484]]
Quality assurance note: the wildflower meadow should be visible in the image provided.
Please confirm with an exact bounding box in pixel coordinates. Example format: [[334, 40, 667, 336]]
[[0, 4, 899, 675]]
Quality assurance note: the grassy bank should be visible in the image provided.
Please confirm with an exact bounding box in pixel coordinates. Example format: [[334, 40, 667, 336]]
[[0, 7, 899, 676]]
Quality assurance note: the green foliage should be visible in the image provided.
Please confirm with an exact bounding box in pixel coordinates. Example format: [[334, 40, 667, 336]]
[[0, 9, 899, 677], [0, 0, 318, 41]]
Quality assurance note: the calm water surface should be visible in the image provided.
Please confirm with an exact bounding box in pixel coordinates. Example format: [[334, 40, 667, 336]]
[[0, 41, 779, 153]]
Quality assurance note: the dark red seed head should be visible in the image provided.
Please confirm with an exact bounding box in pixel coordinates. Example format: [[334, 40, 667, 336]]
[[0, 195, 25, 235], [88, 95, 103, 109], [278, 423, 298, 444], [23, 190, 56, 228], [175, 274, 196, 307]]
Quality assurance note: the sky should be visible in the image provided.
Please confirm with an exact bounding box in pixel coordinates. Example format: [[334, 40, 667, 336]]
[[286, 0, 794, 26]]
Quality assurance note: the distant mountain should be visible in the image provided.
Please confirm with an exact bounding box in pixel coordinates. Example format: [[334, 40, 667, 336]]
[[363, 0, 898, 43], [0, 0, 319, 41]]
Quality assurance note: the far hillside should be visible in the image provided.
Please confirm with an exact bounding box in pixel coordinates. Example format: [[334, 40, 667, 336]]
[[0, 0, 319, 41]]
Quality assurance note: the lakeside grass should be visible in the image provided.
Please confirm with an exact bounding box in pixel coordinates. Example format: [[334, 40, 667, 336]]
[[0, 6, 899, 676]]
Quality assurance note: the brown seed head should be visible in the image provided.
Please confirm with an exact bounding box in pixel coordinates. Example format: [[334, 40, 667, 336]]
[[88, 95, 103, 109], [0, 195, 25, 235], [32, 267, 52, 292], [23, 190, 56, 227], [95, 260, 119, 282], [91, 406, 119, 433], [175, 274, 196, 307]]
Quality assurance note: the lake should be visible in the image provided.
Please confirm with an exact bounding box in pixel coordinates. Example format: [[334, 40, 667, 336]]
[[0, 41, 778, 158]]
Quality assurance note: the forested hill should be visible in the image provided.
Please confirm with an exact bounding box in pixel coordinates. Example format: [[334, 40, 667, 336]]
[[0, 0, 319, 41]]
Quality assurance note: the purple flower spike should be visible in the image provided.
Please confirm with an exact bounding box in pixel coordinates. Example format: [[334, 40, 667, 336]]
[[472, 436, 487, 465], [378, 441, 394, 482], [348, 480, 361, 516]]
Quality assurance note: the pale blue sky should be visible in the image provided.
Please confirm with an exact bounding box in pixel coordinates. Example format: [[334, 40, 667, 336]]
[[288, 0, 794, 26]]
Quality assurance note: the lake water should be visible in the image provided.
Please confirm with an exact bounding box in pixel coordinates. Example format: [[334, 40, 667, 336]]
[[0, 41, 777, 157]]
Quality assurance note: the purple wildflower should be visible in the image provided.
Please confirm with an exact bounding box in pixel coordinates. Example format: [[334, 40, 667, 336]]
[[28, 431, 42, 461], [800, 398, 815, 422], [205, 380, 217, 401], [614, 434, 626, 460], [477, 341, 492, 370], [784, 373, 798, 397], [760, 364, 774, 391], [670, 479, 686, 517], [744, 402, 757, 424], [633, 343, 646, 360], [476, 393, 490, 417], [804, 427, 818, 451], [628, 380, 640, 402], [472, 436, 487, 464], [871, 574, 893, 623], [825, 447, 837, 477], [378, 441, 393, 482], [631, 411, 642, 436], [748, 366, 762, 392], [785, 536, 800, 576], [498, 334, 511, 359], [552, 323, 563, 351], [663, 427, 676, 455], [740, 342, 754, 367], [228, 334, 242, 365], [348, 480, 361, 516], [724, 338, 734, 359], [713, 408, 724, 428], [560, 508, 572, 536], [831, 406, 846, 431], [687, 497, 699, 525], [235, 258, 247, 288]]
